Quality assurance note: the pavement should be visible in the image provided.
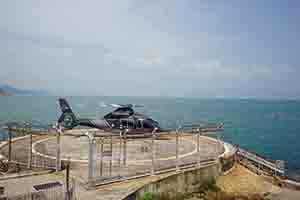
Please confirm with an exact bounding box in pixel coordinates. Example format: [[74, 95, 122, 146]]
[[31, 134, 223, 183], [1, 132, 299, 200], [0, 132, 224, 199], [0, 172, 65, 197]]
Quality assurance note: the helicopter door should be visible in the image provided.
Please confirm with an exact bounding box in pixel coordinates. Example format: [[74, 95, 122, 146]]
[[121, 119, 128, 129], [128, 119, 135, 129], [120, 119, 135, 129], [136, 119, 143, 129]]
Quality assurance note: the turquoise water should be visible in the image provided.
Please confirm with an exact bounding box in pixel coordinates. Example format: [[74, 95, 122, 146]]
[[0, 96, 300, 178]]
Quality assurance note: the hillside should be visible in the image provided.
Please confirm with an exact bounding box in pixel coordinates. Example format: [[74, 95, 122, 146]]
[[0, 88, 10, 96], [0, 83, 48, 96]]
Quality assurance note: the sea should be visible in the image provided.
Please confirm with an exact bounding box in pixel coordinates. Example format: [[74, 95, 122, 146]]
[[0, 96, 300, 180]]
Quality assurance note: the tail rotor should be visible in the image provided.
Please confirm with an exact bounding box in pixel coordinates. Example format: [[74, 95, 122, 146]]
[[58, 98, 78, 129]]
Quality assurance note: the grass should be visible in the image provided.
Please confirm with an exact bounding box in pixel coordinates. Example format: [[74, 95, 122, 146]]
[[139, 179, 268, 200]]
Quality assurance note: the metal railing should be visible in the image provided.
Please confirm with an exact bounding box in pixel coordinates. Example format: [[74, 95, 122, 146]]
[[0, 121, 225, 187], [84, 123, 224, 186], [0, 126, 58, 173], [237, 147, 285, 176]]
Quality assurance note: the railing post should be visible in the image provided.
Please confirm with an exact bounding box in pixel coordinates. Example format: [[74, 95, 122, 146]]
[[8, 128, 12, 162], [99, 137, 103, 177], [175, 126, 181, 171], [88, 132, 96, 184], [66, 157, 70, 200], [27, 133, 32, 169], [123, 130, 127, 166], [118, 130, 122, 177], [216, 133, 219, 158], [109, 134, 113, 177], [151, 127, 158, 176], [197, 129, 201, 167], [56, 127, 62, 172], [217, 132, 222, 156]]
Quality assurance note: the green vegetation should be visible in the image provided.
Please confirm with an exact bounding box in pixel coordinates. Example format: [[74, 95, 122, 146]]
[[11, 128, 31, 137], [139, 179, 267, 200], [140, 192, 192, 200], [140, 192, 154, 200]]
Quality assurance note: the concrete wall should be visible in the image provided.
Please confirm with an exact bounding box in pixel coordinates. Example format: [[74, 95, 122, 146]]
[[125, 163, 219, 200], [123, 141, 237, 200]]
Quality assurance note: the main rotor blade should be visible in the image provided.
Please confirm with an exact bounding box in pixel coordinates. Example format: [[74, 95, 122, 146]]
[[109, 104, 122, 108], [132, 104, 144, 108], [100, 103, 144, 108], [99, 102, 108, 107], [120, 104, 144, 108]]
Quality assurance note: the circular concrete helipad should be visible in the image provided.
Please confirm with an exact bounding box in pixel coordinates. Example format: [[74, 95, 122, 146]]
[[32, 134, 222, 164]]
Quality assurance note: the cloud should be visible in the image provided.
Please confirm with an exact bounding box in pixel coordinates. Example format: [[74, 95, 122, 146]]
[[104, 53, 113, 58], [135, 57, 163, 65], [0, 1, 299, 98]]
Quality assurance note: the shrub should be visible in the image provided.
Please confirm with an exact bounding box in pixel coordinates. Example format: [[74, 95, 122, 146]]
[[140, 192, 154, 200]]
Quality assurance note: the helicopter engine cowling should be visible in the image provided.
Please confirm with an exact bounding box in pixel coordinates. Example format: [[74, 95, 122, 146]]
[[77, 119, 110, 130]]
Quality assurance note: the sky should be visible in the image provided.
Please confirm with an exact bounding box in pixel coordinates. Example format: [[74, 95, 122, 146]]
[[0, 0, 300, 98]]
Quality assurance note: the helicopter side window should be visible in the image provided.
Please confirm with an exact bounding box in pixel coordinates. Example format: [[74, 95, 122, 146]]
[[137, 120, 143, 129], [128, 119, 135, 129]]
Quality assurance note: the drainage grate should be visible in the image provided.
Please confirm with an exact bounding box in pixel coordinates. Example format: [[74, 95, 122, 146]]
[[33, 181, 63, 191]]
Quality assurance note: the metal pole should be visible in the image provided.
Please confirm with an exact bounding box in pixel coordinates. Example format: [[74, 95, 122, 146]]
[[123, 130, 127, 166], [56, 128, 61, 172], [27, 133, 32, 169], [217, 133, 220, 156], [8, 128, 12, 162], [109, 134, 113, 177], [66, 158, 70, 200], [33, 151, 37, 168], [88, 133, 96, 183], [151, 128, 157, 175], [100, 137, 103, 177], [218, 132, 222, 156], [197, 129, 201, 167], [215, 133, 219, 160], [118, 130, 122, 177], [176, 127, 180, 171], [92, 137, 96, 181]]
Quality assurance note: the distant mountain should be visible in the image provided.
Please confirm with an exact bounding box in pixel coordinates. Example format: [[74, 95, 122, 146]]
[[0, 83, 48, 96], [0, 88, 10, 96]]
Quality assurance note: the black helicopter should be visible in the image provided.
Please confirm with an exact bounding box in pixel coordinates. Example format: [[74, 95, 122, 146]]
[[57, 98, 163, 134]]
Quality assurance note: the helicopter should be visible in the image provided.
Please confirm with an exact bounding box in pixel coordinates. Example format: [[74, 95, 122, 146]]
[[57, 98, 163, 134]]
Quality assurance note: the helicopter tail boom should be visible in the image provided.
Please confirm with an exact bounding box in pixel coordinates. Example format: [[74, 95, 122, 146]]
[[58, 98, 78, 129], [58, 98, 110, 130]]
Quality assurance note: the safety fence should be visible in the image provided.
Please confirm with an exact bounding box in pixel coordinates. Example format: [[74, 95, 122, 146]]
[[85, 129, 224, 186], [0, 124, 225, 187], [0, 131, 57, 173], [234, 145, 285, 177]]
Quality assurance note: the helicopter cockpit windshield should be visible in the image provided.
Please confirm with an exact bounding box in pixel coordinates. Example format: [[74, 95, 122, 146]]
[[104, 107, 134, 119]]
